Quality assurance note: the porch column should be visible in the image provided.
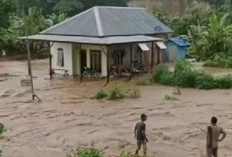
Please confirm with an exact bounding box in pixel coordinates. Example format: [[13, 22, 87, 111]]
[[105, 45, 110, 86], [49, 42, 53, 79], [151, 41, 154, 72], [80, 44, 83, 83], [129, 43, 133, 80]]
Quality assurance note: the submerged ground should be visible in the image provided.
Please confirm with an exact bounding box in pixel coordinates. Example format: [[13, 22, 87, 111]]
[[0, 59, 232, 157]]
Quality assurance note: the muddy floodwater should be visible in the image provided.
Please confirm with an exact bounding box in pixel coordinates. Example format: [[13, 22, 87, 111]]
[[0, 59, 232, 157]]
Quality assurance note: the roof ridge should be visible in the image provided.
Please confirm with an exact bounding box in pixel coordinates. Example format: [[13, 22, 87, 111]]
[[94, 7, 104, 37], [93, 6, 146, 10], [41, 7, 94, 34]]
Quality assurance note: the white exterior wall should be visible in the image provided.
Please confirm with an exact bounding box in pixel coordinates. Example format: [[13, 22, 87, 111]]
[[51, 42, 73, 75], [81, 44, 107, 77]]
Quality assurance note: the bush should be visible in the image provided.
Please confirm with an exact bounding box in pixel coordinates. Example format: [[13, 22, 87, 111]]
[[152, 65, 170, 82], [174, 60, 192, 75], [175, 71, 197, 87], [108, 86, 125, 100], [204, 55, 232, 68], [159, 72, 175, 85], [128, 88, 140, 98], [95, 90, 108, 100], [151, 61, 232, 89], [195, 73, 216, 89], [214, 75, 232, 89], [74, 147, 103, 157]]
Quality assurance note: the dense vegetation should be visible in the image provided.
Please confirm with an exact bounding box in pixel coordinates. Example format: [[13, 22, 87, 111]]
[[0, 0, 128, 55], [152, 61, 232, 89], [1, 0, 232, 68], [152, 0, 232, 68]]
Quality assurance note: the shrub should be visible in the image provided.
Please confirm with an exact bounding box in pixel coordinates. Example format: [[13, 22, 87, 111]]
[[128, 88, 140, 98], [174, 60, 192, 75], [95, 90, 108, 100], [152, 65, 170, 82], [175, 71, 197, 88], [108, 86, 125, 100], [73, 147, 103, 157], [204, 55, 232, 68], [214, 75, 232, 89], [195, 73, 216, 89], [165, 95, 180, 101], [159, 72, 175, 85], [151, 61, 232, 89]]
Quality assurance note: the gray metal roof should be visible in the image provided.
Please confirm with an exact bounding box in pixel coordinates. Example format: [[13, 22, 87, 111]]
[[42, 6, 172, 37], [20, 34, 163, 45]]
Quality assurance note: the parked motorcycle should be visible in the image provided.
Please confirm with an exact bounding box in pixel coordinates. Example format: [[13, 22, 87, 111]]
[[82, 67, 101, 78], [131, 60, 147, 73]]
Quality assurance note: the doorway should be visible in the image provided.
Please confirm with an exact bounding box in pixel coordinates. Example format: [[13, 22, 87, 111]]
[[80, 49, 87, 74]]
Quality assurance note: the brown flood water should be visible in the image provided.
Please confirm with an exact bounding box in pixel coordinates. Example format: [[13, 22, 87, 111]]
[[0, 59, 232, 157]]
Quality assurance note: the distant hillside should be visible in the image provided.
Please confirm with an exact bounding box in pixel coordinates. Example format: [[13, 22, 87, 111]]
[[128, 0, 210, 17]]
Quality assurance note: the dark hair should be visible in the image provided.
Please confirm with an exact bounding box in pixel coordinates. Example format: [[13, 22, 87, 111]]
[[141, 114, 147, 120], [211, 117, 217, 124]]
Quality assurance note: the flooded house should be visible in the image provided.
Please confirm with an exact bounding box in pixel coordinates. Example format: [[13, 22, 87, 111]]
[[22, 6, 172, 81]]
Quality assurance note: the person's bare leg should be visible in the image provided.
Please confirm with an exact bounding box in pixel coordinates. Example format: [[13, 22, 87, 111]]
[[143, 142, 147, 156], [136, 142, 141, 156]]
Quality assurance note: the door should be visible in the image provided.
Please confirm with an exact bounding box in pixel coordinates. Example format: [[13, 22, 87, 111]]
[[169, 44, 177, 61], [80, 49, 87, 74], [90, 50, 102, 72]]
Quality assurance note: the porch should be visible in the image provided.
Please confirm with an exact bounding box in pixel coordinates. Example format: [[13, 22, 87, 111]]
[[21, 34, 166, 84]]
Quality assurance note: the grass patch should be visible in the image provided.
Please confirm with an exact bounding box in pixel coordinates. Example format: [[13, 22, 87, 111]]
[[152, 60, 232, 89], [119, 152, 134, 157], [165, 95, 180, 101], [127, 88, 140, 98], [136, 80, 152, 86], [94, 86, 141, 100], [108, 86, 125, 100], [94, 90, 108, 100], [73, 147, 103, 157]]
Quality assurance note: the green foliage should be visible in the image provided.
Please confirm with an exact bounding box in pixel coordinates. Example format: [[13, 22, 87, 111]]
[[195, 73, 216, 89], [127, 88, 140, 98], [0, 0, 128, 55], [152, 60, 232, 89], [94, 86, 140, 100], [189, 13, 232, 60], [108, 86, 125, 100], [204, 55, 232, 68], [165, 95, 180, 101], [73, 147, 103, 157], [119, 152, 133, 157], [95, 90, 108, 100]]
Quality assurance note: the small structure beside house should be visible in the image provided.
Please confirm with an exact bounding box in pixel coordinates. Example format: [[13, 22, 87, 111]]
[[21, 6, 172, 83], [165, 37, 191, 61]]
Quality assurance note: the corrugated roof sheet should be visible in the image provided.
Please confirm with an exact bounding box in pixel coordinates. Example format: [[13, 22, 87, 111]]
[[20, 35, 163, 45], [42, 6, 172, 37], [169, 37, 191, 47]]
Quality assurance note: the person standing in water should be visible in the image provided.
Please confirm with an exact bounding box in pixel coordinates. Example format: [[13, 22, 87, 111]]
[[207, 117, 227, 157], [134, 114, 148, 156]]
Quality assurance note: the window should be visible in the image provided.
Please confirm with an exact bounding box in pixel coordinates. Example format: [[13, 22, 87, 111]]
[[113, 50, 125, 65], [90, 50, 102, 72], [57, 48, 64, 67]]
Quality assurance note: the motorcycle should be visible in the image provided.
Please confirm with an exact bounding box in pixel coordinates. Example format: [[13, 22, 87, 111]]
[[82, 67, 101, 78], [131, 60, 147, 73]]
